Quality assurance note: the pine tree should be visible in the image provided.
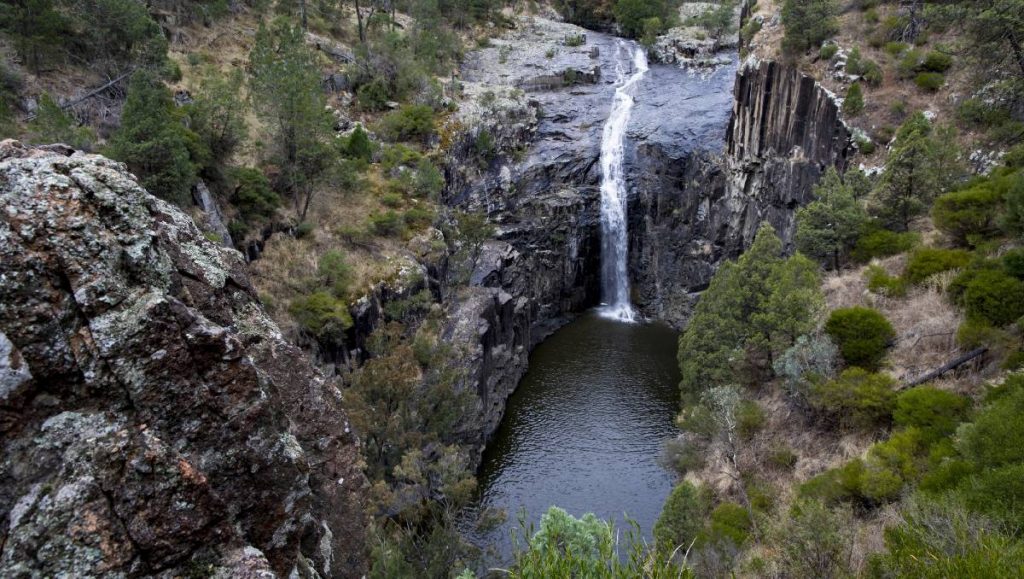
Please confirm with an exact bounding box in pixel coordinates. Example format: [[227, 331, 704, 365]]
[[108, 71, 197, 206], [249, 21, 338, 221], [187, 68, 247, 171], [870, 113, 962, 231], [679, 223, 823, 402], [843, 82, 865, 116], [781, 0, 839, 54], [796, 167, 868, 270], [0, 0, 68, 73]]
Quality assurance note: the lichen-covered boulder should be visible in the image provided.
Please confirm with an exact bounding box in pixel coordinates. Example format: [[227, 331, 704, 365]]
[[0, 141, 367, 578]]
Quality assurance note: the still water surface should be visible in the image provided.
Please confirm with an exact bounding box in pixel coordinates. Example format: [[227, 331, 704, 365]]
[[470, 312, 681, 562]]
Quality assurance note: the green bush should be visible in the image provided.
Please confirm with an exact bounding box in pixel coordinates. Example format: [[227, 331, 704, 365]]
[[921, 50, 953, 72], [962, 269, 1024, 326], [370, 210, 406, 237], [843, 82, 865, 116], [914, 72, 944, 92], [230, 167, 280, 230], [289, 291, 352, 342], [800, 459, 867, 505], [706, 503, 752, 547], [955, 318, 1014, 350], [357, 78, 390, 111], [768, 445, 799, 470], [819, 43, 838, 60], [1004, 248, 1024, 279], [737, 400, 766, 439], [295, 221, 315, 238], [403, 206, 435, 230], [781, 0, 839, 54], [1003, 351, 1024, 371], [342, 124, 374, 162], [379, 105, 435, 143], [317, 250, 352, 298], [894, 386, 970, 443], [28, 93, 94, 150], [812, 367, 896, 429], [1002, 171, 1024, 238], [413, 158, 445, 199], [932, 185, 1004, 246], [107, 71, 198, 205], [851, 227, 919, 263], [866, 265, 907, 297], [903, 248, 972, 284], [825, 307, 895, 370], [654, 482, 710, 552]]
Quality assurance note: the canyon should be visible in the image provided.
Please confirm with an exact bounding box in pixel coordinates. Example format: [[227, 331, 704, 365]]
[[0, 10, 852, 578]]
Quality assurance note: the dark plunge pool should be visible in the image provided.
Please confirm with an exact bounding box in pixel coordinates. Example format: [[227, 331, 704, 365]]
[[468, 311, 681, 563]]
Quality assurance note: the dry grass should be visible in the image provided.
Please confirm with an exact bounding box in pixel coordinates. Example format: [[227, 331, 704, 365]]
[[822, 254, 965, 383]]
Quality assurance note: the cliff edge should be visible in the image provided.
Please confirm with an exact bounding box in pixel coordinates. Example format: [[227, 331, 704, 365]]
[[0, 141, 367, 578]]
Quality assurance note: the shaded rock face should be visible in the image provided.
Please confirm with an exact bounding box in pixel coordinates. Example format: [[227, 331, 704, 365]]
[[628, 57, 853, 324], [443, 21, 852, 450], [725, 58, 854, 251], [0, 142, 367, 578]]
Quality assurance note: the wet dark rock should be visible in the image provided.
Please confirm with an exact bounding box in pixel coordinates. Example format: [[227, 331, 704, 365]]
[[0, 141, 368, 578]]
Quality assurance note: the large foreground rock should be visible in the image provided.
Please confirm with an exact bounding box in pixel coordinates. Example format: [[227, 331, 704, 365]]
[[0, 141, 367, 578]]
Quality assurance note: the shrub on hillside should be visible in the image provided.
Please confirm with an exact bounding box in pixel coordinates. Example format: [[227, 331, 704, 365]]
[[914, 72, 944, 92], [369, 210, 406, 237], [1003, 248, 1024, 279], [894, 386, 970, 443], [289, 291, 353, 343], [774, 334, 839, 402], [1001, 171, 1024, 238], [812, 367, 896, 429], [705, 503, 752, 547], [866, 265, 908, 297], [851, 227, 919, 263], [379, 105, 436, 143], [825, 307, 895, 370], [932, 183, 1004, 246], [922, 50, 953, 73], [961, 269, 1024, 327], [903, 248, 971, 284], [654, 482, 711, 553], [843, 83, 865, 116], [781, 0, 839, 54]]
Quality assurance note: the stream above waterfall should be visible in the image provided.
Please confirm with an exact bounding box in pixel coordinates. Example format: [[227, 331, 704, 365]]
[[467, 313, 680, 563]]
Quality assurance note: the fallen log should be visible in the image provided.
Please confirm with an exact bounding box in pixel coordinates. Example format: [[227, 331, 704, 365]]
[[901, 347, 988, 389], [24, 69, 135, 121]]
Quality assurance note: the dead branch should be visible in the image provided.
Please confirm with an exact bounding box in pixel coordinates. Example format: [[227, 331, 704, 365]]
[[901, 347, 988, 389]]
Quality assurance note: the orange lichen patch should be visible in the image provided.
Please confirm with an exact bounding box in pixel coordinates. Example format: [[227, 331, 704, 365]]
[[177, 457, 208, 485]]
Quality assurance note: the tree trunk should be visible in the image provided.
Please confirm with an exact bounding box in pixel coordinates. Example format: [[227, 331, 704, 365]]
[[300, 0, 308, 31], [354, 0, 365, 43]]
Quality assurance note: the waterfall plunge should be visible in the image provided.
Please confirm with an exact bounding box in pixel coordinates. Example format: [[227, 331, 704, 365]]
[[598, 42, 648, 323]]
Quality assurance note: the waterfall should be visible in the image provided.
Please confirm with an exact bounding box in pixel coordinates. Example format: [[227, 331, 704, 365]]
[[598, 41, 648, 323]]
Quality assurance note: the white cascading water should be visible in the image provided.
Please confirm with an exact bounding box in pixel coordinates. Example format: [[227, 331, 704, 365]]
[[598, 41, 648, 323]]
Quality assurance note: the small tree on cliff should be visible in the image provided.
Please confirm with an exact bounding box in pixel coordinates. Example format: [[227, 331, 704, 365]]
[[870, 113, 966, 231], [107, 71, 197, 206], [249, 21, 338, 221], [796, 167, 868, 270], [781, 0, 839, 54]]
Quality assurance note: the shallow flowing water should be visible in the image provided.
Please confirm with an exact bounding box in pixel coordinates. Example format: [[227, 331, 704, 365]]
[[469, 313, 681, 563]]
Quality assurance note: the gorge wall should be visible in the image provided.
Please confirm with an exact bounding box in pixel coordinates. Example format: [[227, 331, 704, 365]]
[[444, 27, 853, 454], [629, 56, 854, 323], [0, 142, 368, 578]]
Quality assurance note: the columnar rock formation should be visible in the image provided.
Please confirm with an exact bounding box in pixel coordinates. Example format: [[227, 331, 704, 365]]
[[0, 142, 367, 578]]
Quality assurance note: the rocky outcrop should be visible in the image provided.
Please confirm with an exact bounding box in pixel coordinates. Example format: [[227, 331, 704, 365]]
[[725, 57, 854, 247], [627, 57, 853, 323], [0, 141, 367, 578]]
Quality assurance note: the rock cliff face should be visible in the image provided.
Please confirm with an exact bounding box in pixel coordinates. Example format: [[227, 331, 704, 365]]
[[725, 57, 854, 241], [627, 57, 853, 323], [442, 22, 853, 450], [0, 142, 367, 578]]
